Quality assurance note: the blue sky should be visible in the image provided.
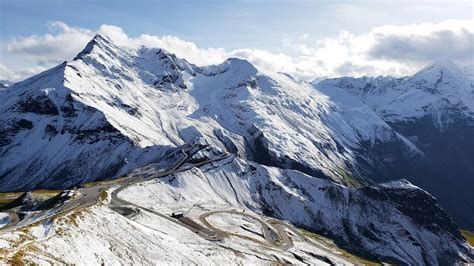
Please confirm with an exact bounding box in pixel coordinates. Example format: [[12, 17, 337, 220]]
[[1, 0, 473, 81]]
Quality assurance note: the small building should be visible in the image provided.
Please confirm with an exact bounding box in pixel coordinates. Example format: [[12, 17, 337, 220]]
[[171, 211, 184, 218]]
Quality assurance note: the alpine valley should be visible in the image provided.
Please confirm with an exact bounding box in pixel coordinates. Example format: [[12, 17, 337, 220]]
[[0, 35, 473, 265]]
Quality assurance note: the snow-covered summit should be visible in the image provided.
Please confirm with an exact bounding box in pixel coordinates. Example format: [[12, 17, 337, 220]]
[[410, 60, 473, 109], [74, 34, 111, 60], [318, 60, 474, 124], [416, 60, 465, 78]]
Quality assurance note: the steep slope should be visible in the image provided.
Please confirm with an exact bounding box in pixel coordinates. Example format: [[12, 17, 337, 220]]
[[0, 61, 173, 190], [316, 62, 474, 229], [1, 151, 472, 264], [126, 155, 471, 264], [0, 34, 419, 191]]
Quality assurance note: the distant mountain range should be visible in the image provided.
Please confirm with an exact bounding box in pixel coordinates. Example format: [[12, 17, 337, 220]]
[[0, 34, 472, 264], [316, 61, 474, 230]]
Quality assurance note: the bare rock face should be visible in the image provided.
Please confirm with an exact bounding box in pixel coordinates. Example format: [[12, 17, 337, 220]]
[[16, 94, 59, 115]]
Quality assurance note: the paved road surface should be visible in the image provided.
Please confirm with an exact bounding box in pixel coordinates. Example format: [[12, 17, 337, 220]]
[[267, 218, 341, 262], [0, 144, 195, 234], [200, 209, 343, 263], [199, 209, 293, 250]]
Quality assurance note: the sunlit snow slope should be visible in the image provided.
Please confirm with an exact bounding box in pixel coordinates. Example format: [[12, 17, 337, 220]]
[[0, 34, 417, 190]]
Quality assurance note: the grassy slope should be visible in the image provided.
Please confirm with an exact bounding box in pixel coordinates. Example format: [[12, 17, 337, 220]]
[[460, 230, 474, 247], [0, 190, 62, 206], [299, 228, 380, 265]]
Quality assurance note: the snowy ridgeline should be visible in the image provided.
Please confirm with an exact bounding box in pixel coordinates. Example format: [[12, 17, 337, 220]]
[[316, 60, 474, 124], [0, 34, 433, 190], [121, 156, 472, 264]]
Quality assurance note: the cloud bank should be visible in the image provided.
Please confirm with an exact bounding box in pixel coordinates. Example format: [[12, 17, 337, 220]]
[[2, 19, 473, 81], [368, 21, 473, 63]]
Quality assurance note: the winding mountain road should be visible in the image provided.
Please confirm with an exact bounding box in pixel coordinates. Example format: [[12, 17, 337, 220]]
[[109, 144, 230, 241], [199, 209, 288, 249], [1, 143, 343, 264]]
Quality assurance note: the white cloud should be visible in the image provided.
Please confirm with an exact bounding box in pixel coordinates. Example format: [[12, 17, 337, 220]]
[[7, 21, 94, 67], [98, 25, 129, 46], [126, 34, 227, 66], [282, 19, 474, 78], [3, 19, 473, 82], [0, 64, 17, 81], [368, 20, 473, 63], [0, 63, 49, 82]]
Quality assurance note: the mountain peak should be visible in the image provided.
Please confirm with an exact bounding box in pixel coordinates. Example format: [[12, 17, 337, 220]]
[[92, 33, 111, 43], [416, 60, 465, 79], [310, 76, 328, 85], [429, 60, 458, 69], [223, 58, 258, 75], [73, 34, 115, 60], [225, 58, 254, 67]]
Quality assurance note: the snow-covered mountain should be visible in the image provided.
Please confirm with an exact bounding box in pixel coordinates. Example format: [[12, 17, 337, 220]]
[[318, 61, 474, 122], [0, 34, 419, 190], [1, 35, 473, 264], [317, 61, 474, 229]]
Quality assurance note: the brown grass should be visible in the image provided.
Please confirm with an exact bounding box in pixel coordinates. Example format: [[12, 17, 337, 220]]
[[0, 190, 62, 206], [0, 192, 23, 205], [0, 232, 35, 264], [299, 228, 380, 265], [8, 249, 27, 265], [63, 209, 87, 227], [461, 230, 474, 247], [5, 227, 67, 264], [99, 189, 108, 202], [82, 177, 127, 188], [31, 190, 62, 199]]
